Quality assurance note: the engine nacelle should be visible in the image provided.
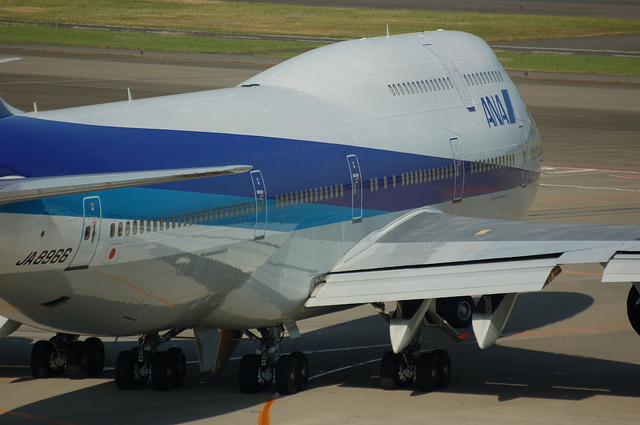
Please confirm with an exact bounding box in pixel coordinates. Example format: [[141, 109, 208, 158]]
[[627, 284, 640, 337], [436, 296, 475, 329], [0, 316, 21, 338], [472, 293, 518, 350]]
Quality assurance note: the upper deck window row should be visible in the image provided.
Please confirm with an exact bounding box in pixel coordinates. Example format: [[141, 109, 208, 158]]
[[387, 76, 453, 96], [463, 70, 504, 87]]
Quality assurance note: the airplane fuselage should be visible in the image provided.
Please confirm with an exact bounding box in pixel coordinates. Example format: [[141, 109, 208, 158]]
[[0, 31, 541, 336]]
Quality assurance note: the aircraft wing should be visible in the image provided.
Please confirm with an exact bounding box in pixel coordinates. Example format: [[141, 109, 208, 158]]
[[0, 165, 252, 205], [306, 208, 640, 307]]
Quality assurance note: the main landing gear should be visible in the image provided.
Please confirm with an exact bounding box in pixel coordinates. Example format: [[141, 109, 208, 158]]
[[30, 333, 105, 380], [238, 326, 309, 395], [374, 300, 457, 392], [380, 347, 451, 392], [114, 329, 187, 391]]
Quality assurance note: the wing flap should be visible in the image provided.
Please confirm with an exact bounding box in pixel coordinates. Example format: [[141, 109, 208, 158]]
[[0, 165, 252, 205], [305, 208, 640, 308], [307, 256, 558, 307], [603, 253, 640, 282]]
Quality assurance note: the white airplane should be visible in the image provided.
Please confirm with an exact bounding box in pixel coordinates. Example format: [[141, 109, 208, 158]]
[[0, 30, 639, 394]]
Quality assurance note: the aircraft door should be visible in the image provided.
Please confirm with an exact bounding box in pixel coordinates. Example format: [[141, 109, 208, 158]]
[[67, 196, 102, 269], [423, 44, 476, 111], [346, 154, 363, 223], [519, 125, 528, 186], [450, 138, 465, 201], [250, 170, 267, 239]]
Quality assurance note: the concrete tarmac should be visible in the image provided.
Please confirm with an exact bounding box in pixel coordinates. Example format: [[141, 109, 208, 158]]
[[0, 49, 639, 424]]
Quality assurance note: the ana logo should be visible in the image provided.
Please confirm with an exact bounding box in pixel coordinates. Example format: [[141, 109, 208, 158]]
[[481, 89, 516, 128]]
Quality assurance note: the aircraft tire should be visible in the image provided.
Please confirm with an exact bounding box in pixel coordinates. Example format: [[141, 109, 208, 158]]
[[30, 340, 55, 379], [151, 351, 176, 391], [415, 353, 437, 392], [432, 349, 451, 388], [115, 350, 136, 390], [380, 351, 401, 390], [67, 341, 90, 380], [291, 351, 309, 391], [168, 347, 187, 387], [275, 354, 299, 395], [239, 354, 261, 394], [627, 285, 640, 336], [85, 337, 105, 377]]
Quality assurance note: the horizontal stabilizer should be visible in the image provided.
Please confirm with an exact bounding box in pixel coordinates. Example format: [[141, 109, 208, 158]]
[[0, 165, 252, 205]]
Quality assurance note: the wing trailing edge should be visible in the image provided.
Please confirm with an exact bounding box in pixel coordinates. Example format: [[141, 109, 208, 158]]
[[0, 165, 252, 205], [306, 208, 640, 308]]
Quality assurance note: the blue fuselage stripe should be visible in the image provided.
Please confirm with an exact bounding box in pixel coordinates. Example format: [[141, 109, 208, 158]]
[[0, 116, 537, 226]]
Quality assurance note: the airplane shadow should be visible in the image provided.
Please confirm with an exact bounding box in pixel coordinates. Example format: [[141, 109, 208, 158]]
[[2, 291, 639, 424]]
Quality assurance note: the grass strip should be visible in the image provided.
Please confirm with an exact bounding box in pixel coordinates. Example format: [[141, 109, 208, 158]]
[[0, 24, 319, 55], [496, 51, 640, 76], [0, 0, 638, 41], [1, 24, 638, 75]]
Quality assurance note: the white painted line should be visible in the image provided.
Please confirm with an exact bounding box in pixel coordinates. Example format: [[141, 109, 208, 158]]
[[552, 385, 611, 392], [485, 381, 528, 387], [539, 184, 640, 193], [310, 358, 380, 380], [303, 344, 390, 355], [216, 344, 392, 364], [542, 165, 640, 174], [543, 169, 595, 174]]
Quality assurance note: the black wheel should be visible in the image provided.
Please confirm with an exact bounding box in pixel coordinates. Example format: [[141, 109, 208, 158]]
[[115, 350, 136, 390], [275, 355, 299, 395], [432, 349, 451, 388], [239, 354, 261, 394], [30, 340, 55, 379], [415, 353, 437, 392], [627, 285, 640, 336], [380, 351, 401, 390], [168, 347, 187, 387], [67, 341, 90, 380], [447, 296, 474, 328], [85, 337, 105, 377], [152, 351, 176, 391], [291, 351, 309, 391]]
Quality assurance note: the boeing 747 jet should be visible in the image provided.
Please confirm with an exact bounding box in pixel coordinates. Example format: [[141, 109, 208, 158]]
[[0, 30, 638, 394]]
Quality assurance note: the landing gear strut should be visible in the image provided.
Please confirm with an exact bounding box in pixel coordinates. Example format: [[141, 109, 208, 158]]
[[30, 333, 105, 380], [375, 300, 453, 392], [238, 326, 308, 395], [379, 330, 451, 392], [114, 329, 187, 391]]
